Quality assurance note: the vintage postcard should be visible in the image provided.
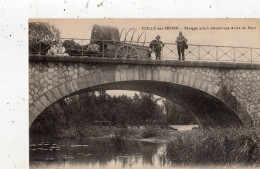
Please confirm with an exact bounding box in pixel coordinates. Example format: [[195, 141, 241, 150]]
[[28, 19, 260, 169]]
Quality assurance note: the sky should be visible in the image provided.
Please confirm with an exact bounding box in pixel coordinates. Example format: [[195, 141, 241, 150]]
[[101, 90, 164, 106], [30, 18, 260, 48]]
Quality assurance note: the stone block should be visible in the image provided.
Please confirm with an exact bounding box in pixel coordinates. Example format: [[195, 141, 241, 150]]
[[139, 68, 146, 80], [216, 88, 230, 104], [52, 87, 63, 100], [38, 95, 51, 108], [43, 88, 48, 93], [120, 69, 127, 81], [71, 79, 80, 91], [79, 67, 84, 73], [100, 71, 114, 84], [76, 75, 90, 90], [183, 74, 190, 86], [206, 83, 214, 95], [47, 85, 53, 90], [48, 62, 54, 68], [45, 90, 57, 103], [139, 68, 152, 81], [58, 83, 70, 96], [177, 73, 184, 85], [48, 68, 54, 73], [29, 104, 40, 117], [152, 69, 159, 81], [115, 70, 121, 82], [72, 74, 78, 79], [146, 69, 152, 80], [164, 70, 172, 82], [47, 80, 53, 85], [106, 70, 115, 83], [158, 69, 171, 82], [126, 69, 135, 81], [188, 76, 196, 87], [212, 85, 220, 96], [69, 71, 74, 76], [92, 72, 101, 86], [29, 112, 37, 126], [171, 72, 178, 84], [33, 99, 45, 113], [59, 79, 66, 83], [48, 73, 53, 79], [193, 78, 202, 89], [68, 65, 74, 71], [133, 68, 139, 80], [86, 74, 94, 87], [29, 78, 35, 84], [159, 69, 166, 81], [200, 81, 208, 91]]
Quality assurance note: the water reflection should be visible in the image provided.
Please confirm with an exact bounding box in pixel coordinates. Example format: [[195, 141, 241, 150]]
[[30, 138, 166, 169]]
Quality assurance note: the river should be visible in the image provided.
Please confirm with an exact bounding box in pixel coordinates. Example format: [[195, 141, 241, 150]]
[[30, 137, 169, 169], [29, 134, 259, 169]]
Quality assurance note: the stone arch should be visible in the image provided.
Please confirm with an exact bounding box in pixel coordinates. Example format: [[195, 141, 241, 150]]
[[29, 68, 252, 128]]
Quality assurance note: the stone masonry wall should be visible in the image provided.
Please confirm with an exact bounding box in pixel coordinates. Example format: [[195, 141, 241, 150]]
[[29, 58, 260, 125]]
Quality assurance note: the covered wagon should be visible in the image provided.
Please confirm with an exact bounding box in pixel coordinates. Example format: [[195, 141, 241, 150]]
[[90, 24, 150, 59], [63, 24, 150, 59]]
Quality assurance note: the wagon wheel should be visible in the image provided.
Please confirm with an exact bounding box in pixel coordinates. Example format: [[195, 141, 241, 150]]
[[115, 45, 139, 59]]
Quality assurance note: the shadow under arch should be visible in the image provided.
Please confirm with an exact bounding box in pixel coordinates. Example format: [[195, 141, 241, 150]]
[[29, 68, 253, 129]]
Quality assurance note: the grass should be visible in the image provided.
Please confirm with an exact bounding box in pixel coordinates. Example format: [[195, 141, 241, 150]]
[[69, 125, 140, 139], [165, 127, 260, 165]]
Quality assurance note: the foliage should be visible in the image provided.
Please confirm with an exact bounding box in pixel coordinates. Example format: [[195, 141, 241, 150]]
[[112, 133, 126, 151], [165, 128, 260, 165], [163, 99, 197, 125], [30, 91, 199, 139], [141, 127, 159, 138], [29, 22, 61, 55], [30, 91, 171, 138]]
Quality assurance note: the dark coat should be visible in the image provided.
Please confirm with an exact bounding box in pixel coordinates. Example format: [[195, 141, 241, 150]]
[[149, 40, 164, 53]]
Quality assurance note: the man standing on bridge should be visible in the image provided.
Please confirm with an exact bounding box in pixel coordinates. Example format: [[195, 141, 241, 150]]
[[149, 35, 165, 60], [176, 31, 188, 61]]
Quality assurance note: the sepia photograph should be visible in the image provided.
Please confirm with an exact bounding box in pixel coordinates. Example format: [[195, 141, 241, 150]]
[[28, 19, 260, 169]]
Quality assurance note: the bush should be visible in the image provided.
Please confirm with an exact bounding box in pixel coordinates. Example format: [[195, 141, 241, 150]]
[[141, 127, 159, 138], [165, 128, 260, 165], [29, 22, 60, 55], [112, 133, 126, 151]]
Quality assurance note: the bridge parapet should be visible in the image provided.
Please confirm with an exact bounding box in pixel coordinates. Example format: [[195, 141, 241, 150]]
[[29, 38, 260, 64]]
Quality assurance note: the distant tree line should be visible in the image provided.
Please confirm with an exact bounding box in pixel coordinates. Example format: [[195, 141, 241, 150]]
[[30, 91, 197, 137]]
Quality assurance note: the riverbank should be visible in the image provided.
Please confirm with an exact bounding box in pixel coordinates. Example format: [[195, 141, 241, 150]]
[[71, 126, 184, 143], [90, 126, 260, 165], [30, 125, 185, 144], [30, 126, 260, 166]]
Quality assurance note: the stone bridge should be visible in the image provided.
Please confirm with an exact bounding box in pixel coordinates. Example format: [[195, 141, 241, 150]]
[[29, 56, 260, 129]]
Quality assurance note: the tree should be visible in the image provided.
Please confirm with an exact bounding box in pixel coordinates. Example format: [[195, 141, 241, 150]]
[[29, 22, 61, 55], [30, 91, 168, 138], [132, 92, 163, 122], [163, 100, 197, 125]]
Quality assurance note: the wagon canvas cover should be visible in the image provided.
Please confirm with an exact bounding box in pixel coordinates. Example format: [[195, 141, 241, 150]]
[[90, 24, 120, 41]]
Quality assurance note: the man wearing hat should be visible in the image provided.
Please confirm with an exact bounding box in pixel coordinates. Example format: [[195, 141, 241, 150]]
[[149, 35, 165, 60], [176, 31, 188, 61]]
